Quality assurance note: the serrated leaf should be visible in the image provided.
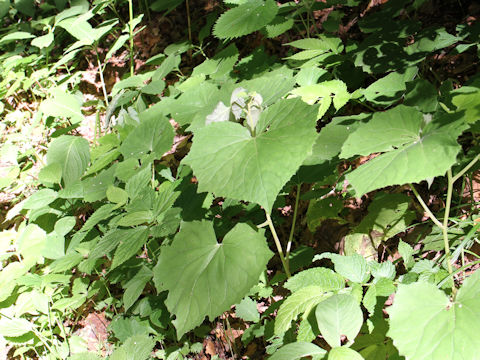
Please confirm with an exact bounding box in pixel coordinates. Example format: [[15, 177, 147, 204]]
[[341, 106, 467, 196], [107, 186, 129, 205], [46, 135, 90, 187], [315, 294, 363, 347], [111, 227, 149, 269], [274, 286, 331, 335], [123, 266, 153, 311], [153, 221, 272, 338], [269, 342, 326, 360], [291, 80, 350, 119], [398, 240, 414, 269], [117, 211, 153, 227], [328, 347, 364, 360], [120, 117, 174, 159], [284, 268, 345, 293], [388, 271, 480, 360], [236, 297, 260, 322], [214, 0, 278, 39], [110, 334, 156, 360], [0, 318, 33, 337], [314, 253, 370, 284], [183, 98, 318, 212]]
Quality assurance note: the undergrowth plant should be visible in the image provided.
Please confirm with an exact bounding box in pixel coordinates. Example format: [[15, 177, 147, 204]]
[[1, 0, 480, 359]]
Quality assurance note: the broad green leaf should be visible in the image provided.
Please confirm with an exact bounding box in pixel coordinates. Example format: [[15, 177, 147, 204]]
[[355, 192, 415, 241], [0, 31, 34, 44], [314, 253, 370, 284], [110, 335, 156, 360], [0, 0, 9, 18], [170, 82, 224, 126], [22, 189, 58, 210], [46, 135, 90, 187], [31, 32, 54, 48], [284, 267, 345, 293], [328, 347, 364, 360], [123, 266, 153, 311], [407, 28, 460, 54], [84, 149, 121, 176], [120, 117, 174, 159], [43, 233, 65, 259], [183, 98, 318, 212], [269, 342, 326, 360], [264, 16, 294, 38], [213, 0, 278, 39], [307, 113, 371, 163], [40, 88, 83, 123], [275, 286, 331, 335], [341, 106, 423, 158], [54, 215, 76, 236], [111, 226, 149, 269], [451, 87, 480, 123], [388, 271, 480, 360], [291, 80, 350, 119], [117, 211, 153, 227], [239, 68, 295, 107], [16, 224, 46, 262], [398, 240, 414, 269], [192, 44, 239, 79], [315, 294, 363, 347], [107, 186, 129, 205], [362, 67, 417, 105], [153, 221, 272, 338], [0, 317, 32, 337], [341, 106, 467, 196], [82, 165, 116, 202], [236, 297, 260, 322], [38, 163, 62, 184], [369, 261, 395, 281], [404, 79, 438, 113]]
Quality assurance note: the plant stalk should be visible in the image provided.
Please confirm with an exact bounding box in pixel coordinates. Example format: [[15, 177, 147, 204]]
[[285, 184, 301, 270], [409, 183, 444, 229], [265, 210, 291, 278], [443, 170, 455, 294], [128, 0, 134, 76]]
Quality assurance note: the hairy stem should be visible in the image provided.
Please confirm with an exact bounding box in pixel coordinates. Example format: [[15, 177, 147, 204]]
[[265, 210, 291, 278]]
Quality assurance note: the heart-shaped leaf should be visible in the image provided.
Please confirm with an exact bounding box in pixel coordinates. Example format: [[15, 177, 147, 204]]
[[183, 98, 318, 212], [153, 221, 272, 338], [388, 271, 480, 360], [341, 105, 467, 196]]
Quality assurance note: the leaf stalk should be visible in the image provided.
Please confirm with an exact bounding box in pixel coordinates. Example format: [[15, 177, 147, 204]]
[[265, 211, 291, 278]]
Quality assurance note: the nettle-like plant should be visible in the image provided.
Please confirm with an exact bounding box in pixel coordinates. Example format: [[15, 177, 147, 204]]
[[2, 0, 480, 359]]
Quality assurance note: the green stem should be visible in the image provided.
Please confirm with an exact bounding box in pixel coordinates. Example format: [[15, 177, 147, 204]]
[[437, 258, 480, 289], [128, 0, 134, 76], [185, 0, 192, 58], [409, 183, 444, 230], [285, 184, 301, 270], [443, 170, 454, 284], [96, 53, 109, 107], [265, 210, 291, 278], [452, 154, 480, 183]]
